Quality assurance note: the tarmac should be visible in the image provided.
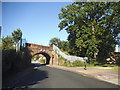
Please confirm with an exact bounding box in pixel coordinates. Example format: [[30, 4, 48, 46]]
[[2, 66, 35, 89], [2, 63, 120, 89], [47, 65, 120, 85]]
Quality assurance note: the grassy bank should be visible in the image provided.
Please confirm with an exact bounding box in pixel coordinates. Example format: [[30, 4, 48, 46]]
[[58, 55, 119, 68]]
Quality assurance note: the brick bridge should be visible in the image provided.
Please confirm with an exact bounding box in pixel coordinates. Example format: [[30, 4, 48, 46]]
[[26, 43, 58, 65]]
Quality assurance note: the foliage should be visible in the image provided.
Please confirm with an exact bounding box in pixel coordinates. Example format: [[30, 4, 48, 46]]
[[2, 36, 15, 50], [63, 51, 70, 55], [72, 60, 84, 67], [58, 54, 119, 67], [2, 48, 32, 73], [2, 50, 23, 72], [49, 37, 70, 52], [59, 40, 70, 52], [114, 55, 120, 66], [58, 55, 84, 67], [40, 59, 46, 64], [2, 28, 23, 51], [2, 29, 30, 74], [2, 50, 17, 72], [49, 37, 61, 47], [63, 60, 71, 67], [32, 54, 40, 61], [101, 64, 116, 67], [58, 55, 67, 65], [58, 2, 120, 63], [12, 28, 22, 43]]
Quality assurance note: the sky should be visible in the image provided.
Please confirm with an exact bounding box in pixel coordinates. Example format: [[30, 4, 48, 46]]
[[2, 2, 73, 46]]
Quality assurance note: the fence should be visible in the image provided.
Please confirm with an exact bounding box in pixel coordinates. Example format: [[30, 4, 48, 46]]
[[53, 45, 88, 62]]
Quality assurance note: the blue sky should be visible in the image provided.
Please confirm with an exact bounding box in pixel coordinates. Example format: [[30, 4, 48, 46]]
[[2, 2, 72, 46]]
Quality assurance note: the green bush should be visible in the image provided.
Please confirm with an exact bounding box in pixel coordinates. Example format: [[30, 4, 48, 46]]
[[58, 56, 66, 61], [58, 55, 85, 67], [72, 60, 84, 67], [58, 56, 68, 65], [93, 61, 101, 66], [101, 64, 117, 67], [40, 59, 46, 64], [2, 50, 23, 72], [62, 60, 72, 67], [115, 56, 120, 66]]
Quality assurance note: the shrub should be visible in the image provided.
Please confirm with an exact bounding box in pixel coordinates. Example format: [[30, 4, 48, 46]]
[[72, 60, 84, 67], [2, 50, 23, 72], [62, 60, 72, 67], [40, 59, 46, 64], [93, 61, 101, 66], [58, 56, 67, 65], [115, 56, 120, 66]]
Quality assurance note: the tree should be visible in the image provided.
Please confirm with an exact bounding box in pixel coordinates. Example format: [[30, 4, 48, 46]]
[[32, 54, 40, 61], [2, 36, 15, 50], [12, 29, 22, 51], [59, 40, 70, 52], [49, 37, 70, 53], [58, 2, 120, 63], [12, 29, 22, 43], [49, 37, 61, 47]]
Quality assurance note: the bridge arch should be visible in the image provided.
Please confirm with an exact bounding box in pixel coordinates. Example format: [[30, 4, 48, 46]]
[[32, 52, 51, 64], [26, 43, 58, 65]]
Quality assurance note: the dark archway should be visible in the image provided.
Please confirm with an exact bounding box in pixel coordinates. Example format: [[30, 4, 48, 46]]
[[32, 52, 51, 64]]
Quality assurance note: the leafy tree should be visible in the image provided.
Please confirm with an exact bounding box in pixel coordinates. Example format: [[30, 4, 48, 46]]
[[58, 2, 120, 63], [32, 54, 40, 61], [12, 29, 22, 52], [2, 29, 22, 51], [49, 37, 61, 47], [49, 37, 70, 54], [49, 37, 70, 52], [2, 36, 15, 50], [59, 40, 70, 52], [12, 29, 22, 43]]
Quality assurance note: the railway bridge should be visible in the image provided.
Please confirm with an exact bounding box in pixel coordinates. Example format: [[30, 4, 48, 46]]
[[26, 43, 58, 65]]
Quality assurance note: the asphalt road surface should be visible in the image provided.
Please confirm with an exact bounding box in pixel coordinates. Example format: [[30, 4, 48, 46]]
[[13, 64, 119, 88]]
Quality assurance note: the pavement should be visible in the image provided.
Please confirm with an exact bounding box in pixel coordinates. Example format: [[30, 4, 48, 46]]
[[47, 65, 120, 85]]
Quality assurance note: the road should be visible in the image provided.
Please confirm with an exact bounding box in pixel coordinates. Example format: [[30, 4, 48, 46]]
[[13, 64, 118, 88]]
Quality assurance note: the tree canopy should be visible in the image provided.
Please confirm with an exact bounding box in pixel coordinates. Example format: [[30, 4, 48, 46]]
[[12, 29, 22, 43], [2, 36, 15, 50], [58, 2, 120, 62], [49, 37, 70, 52], [2, 29, 23, 50], [49, 37, 61, 47]]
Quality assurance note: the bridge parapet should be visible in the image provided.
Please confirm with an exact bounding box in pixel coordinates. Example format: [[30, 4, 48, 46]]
[[26, 43, 53, 51]]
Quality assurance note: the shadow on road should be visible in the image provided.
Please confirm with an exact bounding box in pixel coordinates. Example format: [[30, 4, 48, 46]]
[[31, 63, 48, 67], [2, 63, 48, 90]]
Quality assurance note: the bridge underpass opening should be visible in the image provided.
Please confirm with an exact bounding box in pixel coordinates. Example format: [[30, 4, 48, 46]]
[[31, 52, 51, 65]]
